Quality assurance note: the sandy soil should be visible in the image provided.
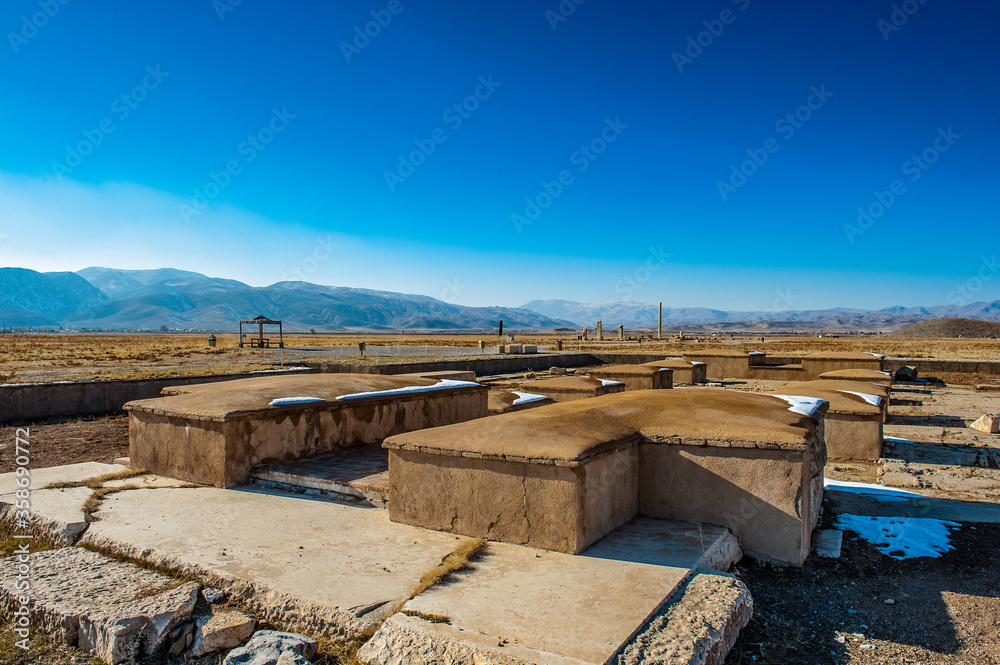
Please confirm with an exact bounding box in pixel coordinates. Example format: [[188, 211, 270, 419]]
[[0, 415, 129, 473]]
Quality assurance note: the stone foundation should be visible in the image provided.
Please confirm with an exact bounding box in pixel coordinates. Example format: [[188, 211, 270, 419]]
[[385, 389, 827, 565], [126, 374, 487, 487], [588, 365, 673, 390]]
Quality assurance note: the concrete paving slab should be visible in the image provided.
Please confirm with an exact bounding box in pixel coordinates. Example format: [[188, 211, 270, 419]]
[[0, 462, 126, 496], [390, 518, 740, 665], [79, 485, 477, 639], [0, 486, 92, 544], [879, 459, 1000, 499]]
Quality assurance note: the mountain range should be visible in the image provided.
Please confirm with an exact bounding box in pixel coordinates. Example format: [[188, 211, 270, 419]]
[[521, 299, 1000, 332], [2, 266, 999, 332], [0, 267, 572, 331]]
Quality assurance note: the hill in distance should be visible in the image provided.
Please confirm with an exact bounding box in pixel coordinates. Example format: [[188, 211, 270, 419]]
[[887, 317, 1000, 338], [0, 267, 573, 331], [521, 299, 1000, 332]]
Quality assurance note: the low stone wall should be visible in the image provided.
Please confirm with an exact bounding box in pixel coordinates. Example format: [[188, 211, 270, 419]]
[[0, 369, 316, 423], [638, 441, 821, 565], [884, 357, 1000, 376], [311, 353, 597, 376], [388, 444, 638, 554]]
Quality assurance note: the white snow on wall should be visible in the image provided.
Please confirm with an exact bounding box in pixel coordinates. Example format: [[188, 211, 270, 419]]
[[838, 390, 883, 407], [269, 396, 326, 406], [511, 391, 549, 406], [336, 379, 480, 400], [769, 394, 827, 420]]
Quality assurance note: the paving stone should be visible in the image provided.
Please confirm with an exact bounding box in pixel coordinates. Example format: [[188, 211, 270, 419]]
[[0, 547, 199, 663], [970, 414, 999, 434], [190, 607, 256, 656], [223, 630, 318, 665], [812, 529, 843, 558], [610, 571, 753, 665]]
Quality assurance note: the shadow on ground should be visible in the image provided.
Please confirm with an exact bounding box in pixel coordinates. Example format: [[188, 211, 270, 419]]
[[726, 518, 1000, 665]]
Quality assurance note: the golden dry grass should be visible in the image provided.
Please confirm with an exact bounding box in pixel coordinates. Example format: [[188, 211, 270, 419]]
[[1, 332, 997, 385]]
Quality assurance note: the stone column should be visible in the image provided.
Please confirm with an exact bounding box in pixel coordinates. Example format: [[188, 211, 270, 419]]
[[619, 324, 624, 340], [596, 320, 603, 341], [582, 327, 588, 340]]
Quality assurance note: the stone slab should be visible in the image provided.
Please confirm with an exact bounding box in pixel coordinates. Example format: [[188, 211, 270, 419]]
[[609, 570, 752, 665], [0, 487, 93, 545], [0, 462, 126, 496], [368, 518, 740, 665], [0, 547, 199, 663], [812, 529, 843, 558], [78, 485, 478, 639]]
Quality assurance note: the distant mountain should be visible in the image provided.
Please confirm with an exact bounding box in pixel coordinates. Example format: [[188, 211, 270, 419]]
[[0, 267, 572, 331], [887, 317, 1000, 338], [520, 299, 1000, 332], [0, 268, 108, 326], [76, 267, 220, 300]]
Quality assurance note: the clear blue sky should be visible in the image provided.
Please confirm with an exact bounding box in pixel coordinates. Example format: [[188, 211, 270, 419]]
[[1, 0, 997, 310]]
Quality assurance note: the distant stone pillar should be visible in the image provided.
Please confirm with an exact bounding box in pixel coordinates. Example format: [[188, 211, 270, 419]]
[[658, 302, 662, 339], [583, 327, 588, 340], [619, 324, 624, 340], [596, 320, 603, 341]]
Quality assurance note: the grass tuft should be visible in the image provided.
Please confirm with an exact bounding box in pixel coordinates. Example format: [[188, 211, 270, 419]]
[[42, 468, 148, 491], [409, 537, 487, 599], [402, 610, 451, 624]]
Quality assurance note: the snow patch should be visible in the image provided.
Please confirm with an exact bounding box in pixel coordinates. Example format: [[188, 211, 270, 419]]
[[835, 513, 960, 559], [690, 361, 706, 366], [823, 477, 923, 498], [599, 379, 624, 387], [512, 391, 548, 406], [748, 352, 765, 356], [883, 435, 914, 445], [252, 366, 313, 374], [838, 390, 883, 407], [865, 352, 885, 359], [769, 394, 827, 420], [270, 396, 326, 407], [336, 379, 480, 400]]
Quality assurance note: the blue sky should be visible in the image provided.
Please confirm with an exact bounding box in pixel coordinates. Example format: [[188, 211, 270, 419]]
[[1, 0, 997, 310]]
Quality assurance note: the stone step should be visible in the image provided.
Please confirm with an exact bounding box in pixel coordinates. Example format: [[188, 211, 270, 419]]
[[251, 446, 389, 508]]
